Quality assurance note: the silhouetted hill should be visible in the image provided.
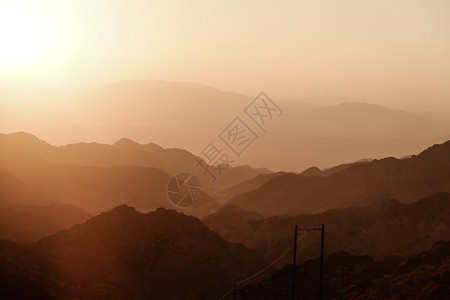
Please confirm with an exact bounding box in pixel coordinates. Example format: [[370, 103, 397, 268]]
[[230, 141, 450, 216], [0, 149, 219, 216], [0, 132, 275, 216], [0, 131, 167, 171], [0, 132, 270, 193], [0, 206, 264, 299], [300, 159, 373, 177], [113, 136, 273, 190], [299, 166, 322, 176], [217, 172, 286, 200], [0, 204, 91, 242], [240, 240, 450, 299], [206, 193, 450, 260]]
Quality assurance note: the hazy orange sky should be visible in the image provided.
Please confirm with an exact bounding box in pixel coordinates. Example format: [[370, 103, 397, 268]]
[[0, 0, 449, 110]]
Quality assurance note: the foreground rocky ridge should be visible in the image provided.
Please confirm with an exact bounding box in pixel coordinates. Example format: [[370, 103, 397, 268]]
[[0, 206, 263, 299], [205, 193, 450, 260], [240, 240, 450, 299]]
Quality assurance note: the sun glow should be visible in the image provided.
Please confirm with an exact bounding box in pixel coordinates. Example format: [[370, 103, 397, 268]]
[[0, 2, 55, 65]]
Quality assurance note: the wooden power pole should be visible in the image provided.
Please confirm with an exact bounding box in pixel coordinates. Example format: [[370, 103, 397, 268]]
[[292, 224, 298, 300], [319, 223, 324, 300]]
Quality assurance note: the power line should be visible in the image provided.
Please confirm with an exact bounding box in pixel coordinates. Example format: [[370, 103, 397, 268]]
[[218, 223, 326, 300], [296, 225, 326, 300], [218, 233, 307, 300]]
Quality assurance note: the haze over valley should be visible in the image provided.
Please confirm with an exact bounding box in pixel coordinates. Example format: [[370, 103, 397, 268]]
[[1, 1, 449, 299]]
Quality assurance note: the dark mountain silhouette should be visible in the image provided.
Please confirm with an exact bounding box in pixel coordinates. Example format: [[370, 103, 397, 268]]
[[240, 240, 450, 299], [300, 158, 373, 177], [230, 141, 450, 216], [0, 132, 273, 216], [0, 206, 263, 299], [206, 193, 450, 260], [0, 132, 270, 193], [0, 149, 218, 216], [217, 172, 286, 200], [113, 136, 272, 190], [0, 204, 91, 242]]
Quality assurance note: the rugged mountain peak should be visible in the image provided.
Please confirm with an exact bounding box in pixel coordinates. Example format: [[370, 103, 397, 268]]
[[31, 204, 263, 299], [301, 166, 322, 176], [418, 140, 450, 158], [101, 203, 137, 216]]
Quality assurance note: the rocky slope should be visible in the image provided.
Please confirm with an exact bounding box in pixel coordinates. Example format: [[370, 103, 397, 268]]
[[206, 193, 450, 260], [239, 240, 450, 299], [230, 141, 450, 216], [0, 206, 264, 299]]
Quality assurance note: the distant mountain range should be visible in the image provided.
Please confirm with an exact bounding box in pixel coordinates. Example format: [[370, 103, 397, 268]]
[[0, 132, 269, 191], [1, 132, 449, 219], [1, 81, 449, 171], [216, 159, 373, 201], [217, 171, 286, 200], [1, 83, 449, 299], [229, 140, 450, 216], [0, 132, 271, 215], [0, 206, 263, 299], [205, 193, 450, 260]]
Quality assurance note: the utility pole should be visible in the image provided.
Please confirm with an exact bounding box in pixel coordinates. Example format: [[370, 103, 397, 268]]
[[292, 224, 298, 300], [296, 225, 325, 300], [337, 266, 349, 289], [319, 224, 324, 300]]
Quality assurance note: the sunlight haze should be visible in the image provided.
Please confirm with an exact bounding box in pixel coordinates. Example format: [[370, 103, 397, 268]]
[[1, 2, 450, 298], [0, 0, 449, 110]]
